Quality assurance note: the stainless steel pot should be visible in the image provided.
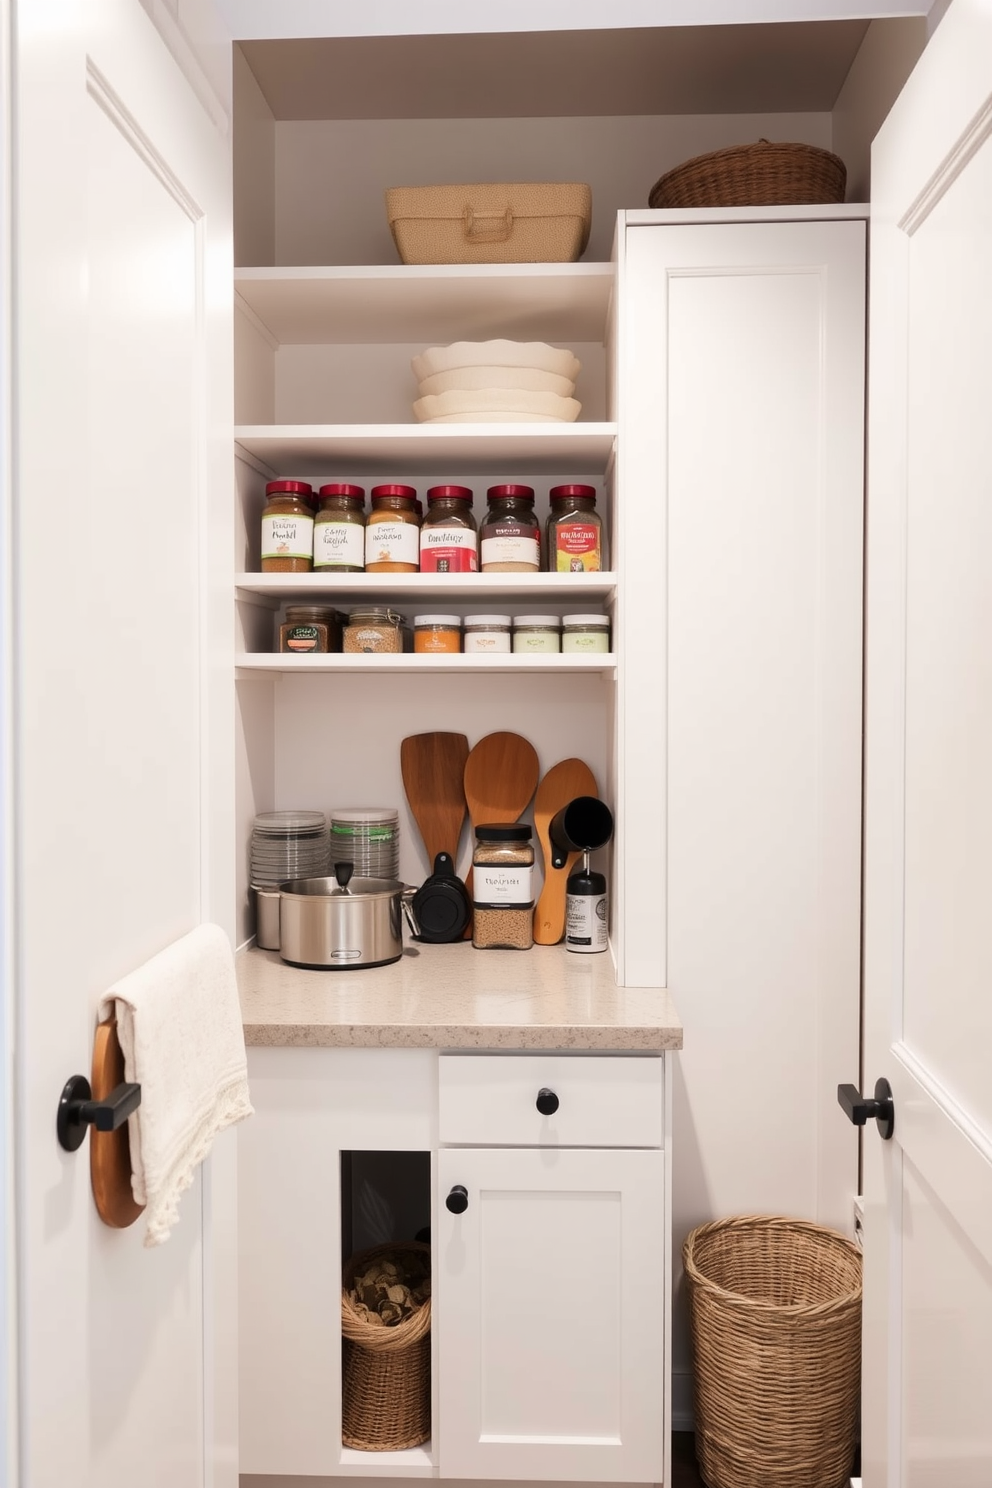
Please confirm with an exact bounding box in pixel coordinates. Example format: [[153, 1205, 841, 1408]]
[[277, 865, 416, 970]]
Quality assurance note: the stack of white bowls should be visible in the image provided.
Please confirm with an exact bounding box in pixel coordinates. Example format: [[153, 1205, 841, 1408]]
[[412, 339, 581, 423]]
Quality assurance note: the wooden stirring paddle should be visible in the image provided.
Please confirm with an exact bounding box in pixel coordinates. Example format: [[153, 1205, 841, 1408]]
[[400, 732, 470, 873], [462, 731, 540, 917]]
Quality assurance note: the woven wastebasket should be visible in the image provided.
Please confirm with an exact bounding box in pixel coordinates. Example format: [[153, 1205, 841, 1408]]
[[341, 1241, 431, 1451], [683, 1216, 862, 1488]]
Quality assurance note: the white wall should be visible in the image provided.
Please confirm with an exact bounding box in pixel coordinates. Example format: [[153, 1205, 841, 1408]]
[[832, 15, 927, 199], [234, 42, 275, 265]]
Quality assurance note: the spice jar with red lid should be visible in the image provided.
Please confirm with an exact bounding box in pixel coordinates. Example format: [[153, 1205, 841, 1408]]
[[480, 484, 540, 573], [365, 484, 420, 573], [420, 485, 478, 574], [314, 483, 366, 572], [546, 483, 604, 572], [261, 480, 314, 572]]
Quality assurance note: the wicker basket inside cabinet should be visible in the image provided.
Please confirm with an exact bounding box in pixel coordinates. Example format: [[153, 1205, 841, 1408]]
[[683, 1216, 862, 1488], [341, 1241, 431, 1452]]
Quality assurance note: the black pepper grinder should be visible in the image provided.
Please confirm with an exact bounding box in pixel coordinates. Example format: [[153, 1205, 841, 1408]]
[[565, 850, 608, 954]]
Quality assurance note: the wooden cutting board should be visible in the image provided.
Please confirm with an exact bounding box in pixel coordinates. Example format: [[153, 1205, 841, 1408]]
[[532, 758, 599, 946], [400, 731, 470, 870], [462, 731, 540, 915]]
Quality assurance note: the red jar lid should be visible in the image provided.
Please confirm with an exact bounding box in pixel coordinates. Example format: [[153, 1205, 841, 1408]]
[[487, 484, 535, 500], [265, 479, 313, 497], [426, 485, 473, 503], [317, 483, 365, 501], [549, 484, 597, 502], [370, 484, 417, 501]]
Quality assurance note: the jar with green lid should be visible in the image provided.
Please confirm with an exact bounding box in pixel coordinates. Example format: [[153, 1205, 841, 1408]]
[[546, 484, 604, 573], [343, 606, 406, 654], [313, 483, 366, 572], [561, 614, 611, 653], [480, 484, 540, 573], [261, 480, 314, 572], [472, 823, 535, 950], [512, 615, 561, 654], [278, 605, 343, 654]]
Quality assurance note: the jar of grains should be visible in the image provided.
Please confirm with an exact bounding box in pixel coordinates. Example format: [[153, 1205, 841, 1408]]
[[413, 614, 461, 654], [261, 480, 314, 572], [512, 615, 561, 654], [343, 607, 405, 654], [313, 483, 365, 572], [463, 614, 512, 654], [278, 605, 343, 654], [480, 484, 540, 572], [420, 485, 478, 574], [365, 484, 420, 573], [472, 824, 535, 950], [546, 484, 604, 573], [561, 613, 611, 653]]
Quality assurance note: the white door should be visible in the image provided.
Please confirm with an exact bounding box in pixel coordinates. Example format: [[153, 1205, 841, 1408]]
[[9, 2, 234, 1483], [861, 2, 992, 1483], [436, 1146, 665, 1484]]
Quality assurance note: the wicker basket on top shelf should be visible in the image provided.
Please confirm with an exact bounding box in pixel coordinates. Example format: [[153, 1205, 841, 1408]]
[[341, 1241, 431, 1452], [648, 141, 847, 209]]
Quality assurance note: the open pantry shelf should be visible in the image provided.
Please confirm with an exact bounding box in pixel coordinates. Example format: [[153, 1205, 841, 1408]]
[[235, 651, 617, 677], [236, 571, 618, 605], [338, 1442, 435, 1476]]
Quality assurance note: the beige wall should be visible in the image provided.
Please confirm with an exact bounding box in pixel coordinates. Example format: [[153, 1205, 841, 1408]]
[[234, 43, 276, 264], [832, 16, 928, 201]]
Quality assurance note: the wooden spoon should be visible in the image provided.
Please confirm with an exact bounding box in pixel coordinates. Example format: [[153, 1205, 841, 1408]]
[[462, 731, 540, 913], [532, 758, 598, 945], [400, 732, 470, 872]]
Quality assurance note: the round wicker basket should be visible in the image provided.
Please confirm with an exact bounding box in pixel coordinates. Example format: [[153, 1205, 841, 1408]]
[[341, 1241, 431, 1452], [683, 1216, 862, 1488], [649, 141, 846, 209]]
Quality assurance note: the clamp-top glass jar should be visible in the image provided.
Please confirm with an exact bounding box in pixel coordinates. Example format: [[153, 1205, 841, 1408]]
[[480, 484, 540, 572], [314, 483, 365, 572], [261, 480, 314, 572], [365, 484, 420, 573], [420, 485, 478, 573]]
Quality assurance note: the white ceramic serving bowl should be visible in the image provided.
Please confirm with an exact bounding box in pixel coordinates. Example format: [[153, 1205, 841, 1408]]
[[412, 339, 581, 382], [413, 388, 581, 423], [416, 364, 576, 398]]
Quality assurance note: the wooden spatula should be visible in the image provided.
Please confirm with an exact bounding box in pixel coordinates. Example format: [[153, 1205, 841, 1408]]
[[532, 758, 599, 945], [462, 731, 540, 913], [400, 732, 470, 872]]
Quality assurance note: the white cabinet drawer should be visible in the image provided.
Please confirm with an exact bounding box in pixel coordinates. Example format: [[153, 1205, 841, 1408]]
[[438, 1053, 663, 1148]]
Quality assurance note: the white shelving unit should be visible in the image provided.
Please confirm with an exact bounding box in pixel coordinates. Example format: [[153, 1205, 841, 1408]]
[[235, 652, 617, 677]]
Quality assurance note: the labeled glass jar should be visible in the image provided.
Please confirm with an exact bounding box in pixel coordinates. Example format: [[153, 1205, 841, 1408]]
[[420, 486, 478, 574], [472, 824, 535, 950], [546, 484, 604, 573], [365, 485, 420, 573], [313, 483, 366, 572], [463, 614, 512, 654], [480, 484, 540, 572], [261, 480, 314, 572], [343, 606, 405, 654], [562, 614, 611, 653], [413, 614, 462, 654], [512, 615, 561, 654], [278, 605, 343, 654]]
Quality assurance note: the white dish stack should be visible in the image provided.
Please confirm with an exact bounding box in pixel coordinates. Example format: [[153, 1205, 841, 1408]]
[[411, 339, 582, 423]]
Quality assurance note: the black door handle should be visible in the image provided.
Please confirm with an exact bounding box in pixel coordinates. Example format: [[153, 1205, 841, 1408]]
[[536, 1087, 559, 1116], [837, 1078, 894, 1140], [57, 1073, 142, 1152], [445, 1184, 468, 1214]]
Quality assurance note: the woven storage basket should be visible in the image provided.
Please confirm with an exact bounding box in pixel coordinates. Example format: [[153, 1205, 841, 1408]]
[[385, 183, 591, 264], [683, 1216, 862, 1488], [341, 1241, 431, 1452], [648, 142, 846, 209]]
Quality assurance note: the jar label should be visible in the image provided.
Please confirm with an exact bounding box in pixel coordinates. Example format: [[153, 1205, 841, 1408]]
[[262, 513, 313, 561], [366, 520, 420, 567], [474, 865, 533, 906], [553, 521, 601, 573], [314, 521, 365, 568], [282, 624, 322, 653], [562, 630, 610, 654], [420, 527, 478, 573], [513, 632, 560, 654], [566, 893, 609, 950], [481, 526, 540, 569], [464, 631, 512, 654]]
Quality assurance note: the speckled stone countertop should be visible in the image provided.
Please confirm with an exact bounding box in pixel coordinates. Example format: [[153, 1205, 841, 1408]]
[[238, 943, 682, 1051]]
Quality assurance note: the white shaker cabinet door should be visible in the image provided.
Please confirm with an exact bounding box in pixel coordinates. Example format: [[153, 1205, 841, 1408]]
[[436, 1146, 665, 1483]]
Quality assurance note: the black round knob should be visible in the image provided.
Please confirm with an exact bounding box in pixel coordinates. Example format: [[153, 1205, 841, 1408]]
[[445, 1184, 468, 1214], [536, 1087, 559, 1116]]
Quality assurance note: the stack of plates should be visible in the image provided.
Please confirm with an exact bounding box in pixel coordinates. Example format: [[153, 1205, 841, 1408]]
[[329, 808, 400, 880], [250, 811, 331, 888], [411, 340, 582, 424]]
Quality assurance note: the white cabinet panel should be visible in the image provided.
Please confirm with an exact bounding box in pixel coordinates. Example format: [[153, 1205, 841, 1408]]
[[436, 1146, 664, 1482]]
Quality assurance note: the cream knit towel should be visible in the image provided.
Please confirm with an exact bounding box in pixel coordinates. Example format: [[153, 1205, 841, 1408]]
[[98, 923, 253, 1247]]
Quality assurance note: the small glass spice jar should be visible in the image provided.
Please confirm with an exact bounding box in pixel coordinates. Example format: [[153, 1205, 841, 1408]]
[[413, 614, 462, 654], [562, 614, 611, 653], [278, 605, 343, 654], [343, 606, 405, 654], [546, 484, 604, 573], [420, 485, 478, 574], [261, 480, 314, 572], [512, 615, 561, 654], [480, 484, 540, 573], [313, 483, 366, 572], [365, 485, 420, 573], [463, 614, 512, 654], [472, 823, 535, 950]]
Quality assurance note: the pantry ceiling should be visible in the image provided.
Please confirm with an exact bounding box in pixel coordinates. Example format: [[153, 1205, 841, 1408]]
[[239, 21, 873, 119]]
